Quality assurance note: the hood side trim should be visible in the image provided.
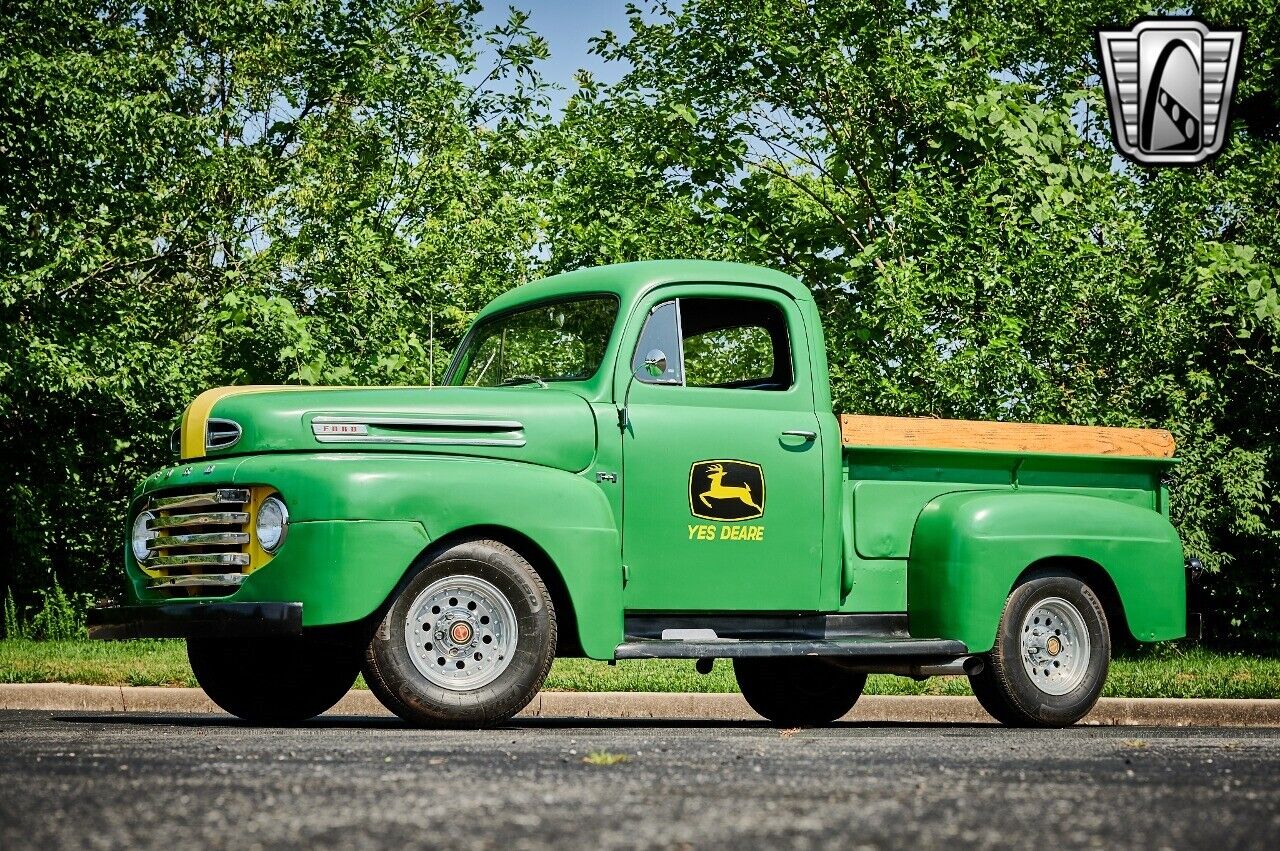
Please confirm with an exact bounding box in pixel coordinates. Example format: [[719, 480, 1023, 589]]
[[312, 434, 527, 448], [310, 415, 526, 448], [312, 415, 524, 430]]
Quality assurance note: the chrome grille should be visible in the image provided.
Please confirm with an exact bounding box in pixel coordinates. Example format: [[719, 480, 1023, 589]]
[[147, 573, 247, 590], [152, 531, 250, 549], [148, 511, 249, 529], [139, 488, 253, 598], [152, 488, 250, 511]]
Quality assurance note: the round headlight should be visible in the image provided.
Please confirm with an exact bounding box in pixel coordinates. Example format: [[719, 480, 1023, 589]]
[[256, 496, 288, 553], [131, 511, 155, 563]]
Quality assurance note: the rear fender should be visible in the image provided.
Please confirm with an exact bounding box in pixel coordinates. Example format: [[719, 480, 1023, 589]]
[[907, 490, 1185, 652]]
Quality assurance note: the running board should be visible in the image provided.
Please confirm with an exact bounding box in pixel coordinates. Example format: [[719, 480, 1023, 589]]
[[614, 635, 967, 660]]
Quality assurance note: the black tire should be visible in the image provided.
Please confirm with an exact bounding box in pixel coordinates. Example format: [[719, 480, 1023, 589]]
[[733, 657, 866, 726], [188, 635, 361, 723], [968, 570, 1111, 728], [362, 539, 556, 728]]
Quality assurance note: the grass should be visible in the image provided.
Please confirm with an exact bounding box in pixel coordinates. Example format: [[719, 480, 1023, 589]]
[[0, 639, 198, 687], [2, 640, 1279, 699]]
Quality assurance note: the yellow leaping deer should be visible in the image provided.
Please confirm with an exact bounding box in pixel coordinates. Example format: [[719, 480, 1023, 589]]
[[699, 464, 761, 512]]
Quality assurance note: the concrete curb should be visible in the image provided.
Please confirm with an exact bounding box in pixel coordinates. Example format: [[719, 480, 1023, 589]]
[[2, 684, 1279, 726]]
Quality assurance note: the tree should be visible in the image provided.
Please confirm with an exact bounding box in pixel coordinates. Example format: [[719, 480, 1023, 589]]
[[547, 0, 1280, 641], [0, 0, 551, 604], [2, 0, 1277, 643]]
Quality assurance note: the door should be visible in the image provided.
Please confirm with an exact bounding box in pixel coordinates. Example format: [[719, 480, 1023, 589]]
[[621, 289, 825, 611]]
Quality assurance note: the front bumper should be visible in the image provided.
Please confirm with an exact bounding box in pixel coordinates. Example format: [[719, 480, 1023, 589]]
[[123, 518, 429, 627], [87, 602, 303, 640]]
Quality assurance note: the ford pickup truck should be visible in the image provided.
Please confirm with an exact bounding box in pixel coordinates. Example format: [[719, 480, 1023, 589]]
[[89, 260, 1186, 728]]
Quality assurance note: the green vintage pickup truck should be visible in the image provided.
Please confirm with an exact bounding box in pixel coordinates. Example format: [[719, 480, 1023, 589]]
[[90, 260, 1187, 728]]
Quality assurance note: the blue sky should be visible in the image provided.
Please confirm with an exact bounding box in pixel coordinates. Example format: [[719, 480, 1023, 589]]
[[473, 2, 637, 105]]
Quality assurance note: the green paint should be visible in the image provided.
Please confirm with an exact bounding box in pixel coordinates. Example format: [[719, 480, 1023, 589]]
[[123, 515, 429, 628], [210, 386, 598, 473], [615, 282, 824, 611], [128, 453, 622, 658], [839, 446, 1180, 629], [909, 489, 1184, 651], [114, 260, 1186, 659]]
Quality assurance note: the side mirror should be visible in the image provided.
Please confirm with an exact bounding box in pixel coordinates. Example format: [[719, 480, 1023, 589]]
[[641, 349, 667, 378]]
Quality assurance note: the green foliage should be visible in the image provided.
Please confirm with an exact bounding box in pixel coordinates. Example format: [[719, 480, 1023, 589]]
[[3, 579, 91, 640], [28, 576, 92, 641], [1, 1, 1278, 642], [1, 0, 551, 612], [3, 588, 29, 640], [547, 0, 1280, 642]]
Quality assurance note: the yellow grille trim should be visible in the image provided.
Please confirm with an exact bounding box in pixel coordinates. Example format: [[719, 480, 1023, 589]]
[[140, 486, 280, 596], [244, 486, 277, 574]]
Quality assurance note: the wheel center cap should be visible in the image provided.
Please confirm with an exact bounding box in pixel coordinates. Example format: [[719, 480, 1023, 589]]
[[450, 621, 473, 644], [1046, 636, 1062, 656]]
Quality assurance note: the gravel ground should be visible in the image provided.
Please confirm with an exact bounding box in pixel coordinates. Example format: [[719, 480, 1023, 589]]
[[1, 710, 1277, 849]]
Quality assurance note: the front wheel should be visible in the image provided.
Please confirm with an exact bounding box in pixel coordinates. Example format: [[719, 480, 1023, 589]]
[[188, 635, 361, 723], [969, 570, 1111, 727], [733, 657, 866, 726], [362, 539, 557, 728]]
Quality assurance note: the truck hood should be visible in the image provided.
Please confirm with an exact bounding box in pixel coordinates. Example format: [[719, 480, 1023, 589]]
[[181, 385, 599, 473]]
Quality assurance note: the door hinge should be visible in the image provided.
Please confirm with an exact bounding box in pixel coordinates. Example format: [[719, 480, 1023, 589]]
[[622, 563, 630, 587]]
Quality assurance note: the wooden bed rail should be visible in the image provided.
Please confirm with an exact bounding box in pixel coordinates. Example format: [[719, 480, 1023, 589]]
[[840, 415, 1175, 458]]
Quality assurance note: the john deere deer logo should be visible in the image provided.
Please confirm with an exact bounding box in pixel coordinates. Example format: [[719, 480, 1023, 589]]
[[689, 460, 765, 522]]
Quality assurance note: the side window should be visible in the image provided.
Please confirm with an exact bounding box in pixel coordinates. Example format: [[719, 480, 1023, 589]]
[[683, 324, 774, 387], [630, 296, 794, 391], [632, 300, 684, 384], [680, 297, 793, 390]]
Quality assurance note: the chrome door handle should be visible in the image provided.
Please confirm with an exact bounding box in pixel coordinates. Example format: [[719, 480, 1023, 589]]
[[781, 430, 817, 441]]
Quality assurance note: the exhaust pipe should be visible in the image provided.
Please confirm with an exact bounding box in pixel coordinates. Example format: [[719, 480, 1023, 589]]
[[920, 656, 984, 677], [904, 656, 984, 678]]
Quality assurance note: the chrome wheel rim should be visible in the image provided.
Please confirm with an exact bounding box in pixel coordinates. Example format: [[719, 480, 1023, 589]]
[[405, 575, 518, 691], [1021, 596, 1091, 696]]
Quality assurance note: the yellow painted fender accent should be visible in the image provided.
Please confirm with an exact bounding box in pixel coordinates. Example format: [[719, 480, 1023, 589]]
[[179, 385, 388, 459]]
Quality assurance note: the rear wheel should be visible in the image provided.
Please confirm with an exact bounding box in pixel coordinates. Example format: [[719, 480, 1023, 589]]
[[733, 657, 866, 726], [969, 570, 1111, 727], [188, 635, 361, 723], [362, 539, 557, 728]]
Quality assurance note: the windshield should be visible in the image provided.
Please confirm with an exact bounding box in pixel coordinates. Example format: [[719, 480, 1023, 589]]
[[452, 295, 619, 386]]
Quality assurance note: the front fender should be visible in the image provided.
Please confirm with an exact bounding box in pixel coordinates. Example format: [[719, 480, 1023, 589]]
[[908, 490, 1185, 652], [231, 453, 623, 658]]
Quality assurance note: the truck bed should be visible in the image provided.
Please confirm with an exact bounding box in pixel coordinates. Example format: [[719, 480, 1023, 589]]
[[836, 415, 1178, 613]]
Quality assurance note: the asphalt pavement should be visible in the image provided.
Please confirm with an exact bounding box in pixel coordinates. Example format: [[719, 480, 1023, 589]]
[[1, 710, 1276, 849]]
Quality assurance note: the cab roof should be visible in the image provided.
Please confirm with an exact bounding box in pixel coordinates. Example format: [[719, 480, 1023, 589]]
[[478, 260, 811, 319]]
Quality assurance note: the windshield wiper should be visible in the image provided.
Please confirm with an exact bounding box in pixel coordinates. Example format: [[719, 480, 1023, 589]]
[[498, 375, 548, 388]]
